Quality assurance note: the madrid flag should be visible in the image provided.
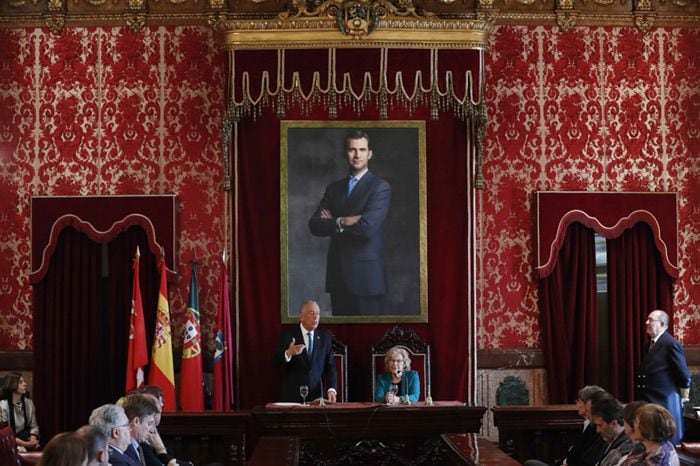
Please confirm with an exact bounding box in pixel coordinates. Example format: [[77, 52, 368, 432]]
[[147, 256, 176, 412], [212, 253, 234, 410], [126, 247, 148, 393], [179, 261, 204, 411]]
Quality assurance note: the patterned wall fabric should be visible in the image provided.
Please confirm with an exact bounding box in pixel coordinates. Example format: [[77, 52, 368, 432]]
[[0, 25, 697, 351], [0, 26, 226, 350], [480, 26, 699, 348]]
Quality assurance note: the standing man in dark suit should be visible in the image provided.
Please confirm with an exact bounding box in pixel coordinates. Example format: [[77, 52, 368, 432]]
[[309, 130, 391, 316], [273, 300, 337, 402], [637, 309, 690, 445]]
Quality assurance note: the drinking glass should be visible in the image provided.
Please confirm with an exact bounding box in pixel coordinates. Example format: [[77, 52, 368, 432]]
[[299, 385, 309, 405], [388, 384, 398, 404]]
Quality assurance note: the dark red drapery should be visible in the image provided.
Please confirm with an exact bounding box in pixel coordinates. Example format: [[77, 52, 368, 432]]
[[33, 226, 158, 440], [535, 192, 678, 279], [607, 222, 674, 402], [234, 105, 472, 407], [539, 222, 598, 404]]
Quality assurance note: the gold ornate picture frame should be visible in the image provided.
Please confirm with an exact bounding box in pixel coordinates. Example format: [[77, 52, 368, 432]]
[[281, 120, 427, 323]]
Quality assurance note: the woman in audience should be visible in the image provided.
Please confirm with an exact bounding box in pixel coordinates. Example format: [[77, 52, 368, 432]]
[[615, 401, 647, 465], [0, 372, 40, 451], [38, 432, 87, 466], [620, 403, 678, 466], [373, 346, 420, 403]]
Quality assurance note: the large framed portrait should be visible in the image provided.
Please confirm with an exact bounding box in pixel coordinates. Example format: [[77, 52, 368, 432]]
[[281, 120, 427, 323]]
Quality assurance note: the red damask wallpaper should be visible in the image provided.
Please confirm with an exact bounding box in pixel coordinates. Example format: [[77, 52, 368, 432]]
[[481, 26, 700, 348], [0, 25, 697, 352], [0, 26, 226, 350]]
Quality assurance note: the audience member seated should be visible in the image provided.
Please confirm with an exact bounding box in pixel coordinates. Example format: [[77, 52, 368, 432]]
[[619, 403, 679, 466], [132, 387, 192, 466], [589, 394, 635, 466], [524, 385, 608, 466], [0, 372, 40, 452], [117, 394, 161, 466], [89, 404, 139, 466], [37, 432, 86, 466], [373, 346, 420, 404], [74, 425, 109, 466], [617, 401, 647, 465]]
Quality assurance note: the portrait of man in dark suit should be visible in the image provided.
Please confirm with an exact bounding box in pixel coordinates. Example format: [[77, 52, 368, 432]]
[[308, 130, 390, 316], [282, 121, 427, 321]]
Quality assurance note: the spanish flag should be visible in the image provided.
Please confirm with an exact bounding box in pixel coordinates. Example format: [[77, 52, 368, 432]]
[[147, 256, 176, 412]]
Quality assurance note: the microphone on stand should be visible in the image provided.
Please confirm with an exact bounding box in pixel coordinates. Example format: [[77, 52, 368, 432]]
[[402, 371, 410, 404], [319, 377, 326, 406]]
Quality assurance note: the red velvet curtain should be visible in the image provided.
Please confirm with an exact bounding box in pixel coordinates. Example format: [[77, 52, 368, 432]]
[[33, 226, 158, 440], [607, 222, 673, 402], [539, 222, 598, 404], [235, 106, 472, 408]]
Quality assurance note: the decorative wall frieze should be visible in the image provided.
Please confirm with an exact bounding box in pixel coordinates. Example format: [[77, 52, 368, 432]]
[[7, 0, 40, 6], [43, 13, 66, 31], [0, 0, 697, 29]]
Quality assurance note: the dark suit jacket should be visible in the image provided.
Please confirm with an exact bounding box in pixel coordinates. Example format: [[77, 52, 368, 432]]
[[109, 445, 142, 466], [141, 442, 194, 466], [638, 330, 690, 444], [309, 170, 391, 297], [272, 326, 337, 402], [141, 442, 169, 466], [557, 421, 606, 466]]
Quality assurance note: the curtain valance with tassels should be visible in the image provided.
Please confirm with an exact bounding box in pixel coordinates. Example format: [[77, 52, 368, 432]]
[[226, 48, 485, 121]]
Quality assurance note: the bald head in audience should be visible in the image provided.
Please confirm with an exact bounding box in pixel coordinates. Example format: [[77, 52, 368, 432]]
[[74, 425, 109, 466]]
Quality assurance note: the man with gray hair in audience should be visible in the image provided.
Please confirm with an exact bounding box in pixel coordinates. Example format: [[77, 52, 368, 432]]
[[74, 424, 110, 466], [89, 403, 140, 466]]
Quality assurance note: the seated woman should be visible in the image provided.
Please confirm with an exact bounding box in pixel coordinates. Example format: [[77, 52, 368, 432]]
[[373, 346, 420, 403], [0, 372, 41, 451], [615, 401, 647, 465], [619, 403, 678, 466]]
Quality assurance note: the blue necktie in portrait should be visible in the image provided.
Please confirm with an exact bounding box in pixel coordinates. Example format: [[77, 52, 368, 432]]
[[307, 331, 313, 356], [346, 176, 357, 198]]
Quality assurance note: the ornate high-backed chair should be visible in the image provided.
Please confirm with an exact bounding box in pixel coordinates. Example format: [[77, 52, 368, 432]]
[[0, 425, 21, 466], [370, 326, 431, 402], [329, 331, 349, 402]]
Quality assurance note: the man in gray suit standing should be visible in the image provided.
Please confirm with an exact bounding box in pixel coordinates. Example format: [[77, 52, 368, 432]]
[[309, 130, 391, 316]]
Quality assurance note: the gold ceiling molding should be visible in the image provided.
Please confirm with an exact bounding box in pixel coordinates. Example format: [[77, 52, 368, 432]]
[[218, 0, 493, 50], [0, 0, 698, 29]]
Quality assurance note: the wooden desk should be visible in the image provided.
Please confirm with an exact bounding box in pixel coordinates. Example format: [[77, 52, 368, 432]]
[[686, 414, 700, 441], [158, 411, 250, 466], [248, 437, 299, 466], [253, 401, 487, 440], [249, 434, 518, 466], [442, 434, 521, 465], [491, 405, 582, 464]]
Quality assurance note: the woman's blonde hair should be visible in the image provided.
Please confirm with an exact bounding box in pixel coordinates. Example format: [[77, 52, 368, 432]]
[[383, 346, 411, 372]]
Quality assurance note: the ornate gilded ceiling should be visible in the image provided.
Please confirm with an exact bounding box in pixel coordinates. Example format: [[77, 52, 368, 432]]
[[0, 0, 697, 34]]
